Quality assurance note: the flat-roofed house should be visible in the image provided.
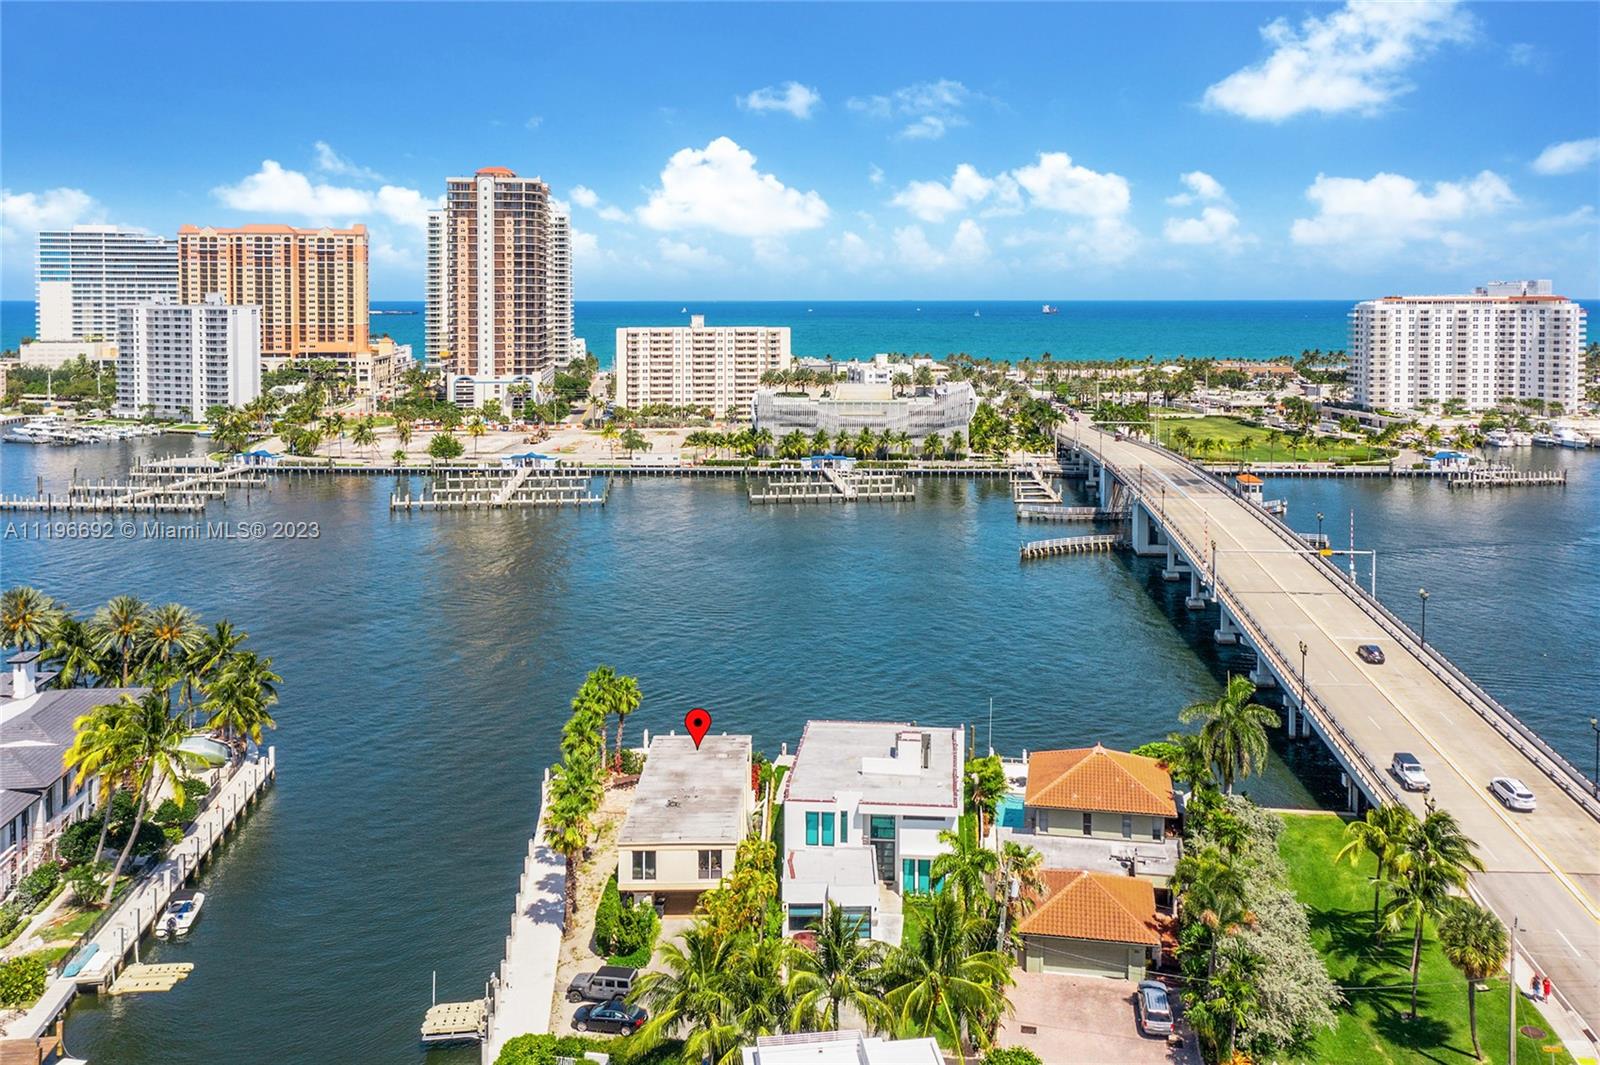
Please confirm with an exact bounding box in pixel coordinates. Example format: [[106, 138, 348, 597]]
[[617, 734, 753, 914], [999, 744, 1181, 893], [781, 720, 963, 941], [741, 1030, 943, 1064], [1015, 868, 1163, 979]]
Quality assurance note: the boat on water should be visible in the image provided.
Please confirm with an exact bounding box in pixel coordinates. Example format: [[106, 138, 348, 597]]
[[973, 310, 981, 317], [156, 889, 206, 938], [1531, 432, 1558, 447], [1553, 426, 1590, 449], [1484, 429, 1513, 448], [1042, 304, 1059, 314]]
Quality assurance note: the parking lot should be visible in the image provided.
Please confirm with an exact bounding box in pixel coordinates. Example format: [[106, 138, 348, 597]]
[[995, 971, 1201, 1064]]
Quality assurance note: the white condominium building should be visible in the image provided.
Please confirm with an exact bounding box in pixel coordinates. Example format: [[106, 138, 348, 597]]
[[548, 210, 574, 368], [36, 226, 178, 341], [615, 315, 791, 414], [1350, 280, 1585, 411], [115, 295, 261, 421]]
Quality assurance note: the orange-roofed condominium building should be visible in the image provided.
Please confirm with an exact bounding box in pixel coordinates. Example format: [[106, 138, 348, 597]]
[[178, 224, 369, 369]]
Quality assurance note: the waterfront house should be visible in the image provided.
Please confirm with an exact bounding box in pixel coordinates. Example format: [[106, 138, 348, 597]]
[[1015, 868, 1163, 979], [780, 721, 963, 942], [616, 734, 753, 914], [998, 745, 1181, 896], [1, 652, 138, 897], [741, 1030, 943, 1064]]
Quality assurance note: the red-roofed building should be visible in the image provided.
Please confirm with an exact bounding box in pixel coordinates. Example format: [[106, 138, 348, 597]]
[[1015, 868, 1165, 978]]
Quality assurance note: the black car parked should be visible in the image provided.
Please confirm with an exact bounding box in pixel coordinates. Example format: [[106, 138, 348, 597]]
[[573, 998, 648, 1035]]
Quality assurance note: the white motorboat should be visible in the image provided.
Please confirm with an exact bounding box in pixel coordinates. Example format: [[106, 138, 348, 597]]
[[1531, 432, 1558, 447], [155, 889, 206, 938], [1554, 426, 1589, 449], [1484, 429, 1512, 447]]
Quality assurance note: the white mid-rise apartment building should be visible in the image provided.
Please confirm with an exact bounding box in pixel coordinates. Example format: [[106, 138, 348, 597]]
[[548, 210, 574, 369], [615, 315, 791, 415], [116, 295, 261, 420], [36, 226, 178, 341], [1350, 280, 1585, 411]]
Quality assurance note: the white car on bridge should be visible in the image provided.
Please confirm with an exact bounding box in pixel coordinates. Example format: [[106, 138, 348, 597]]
[[1489, 777, 1536, 812]]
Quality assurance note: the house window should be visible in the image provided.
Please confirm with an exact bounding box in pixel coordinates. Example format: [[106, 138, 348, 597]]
[[838, 812, 848, 843], [820, 813, 835, 846], [1152, 819, 1164, 841], [1122, 814, 1133, 839], [631, 850, 656, 881], [1082, 812, 1093, 836], [805, 811, 819, 846], [901, 858, 934, 895], [787, 905, 823, 933], [698, 850, 723, 880]]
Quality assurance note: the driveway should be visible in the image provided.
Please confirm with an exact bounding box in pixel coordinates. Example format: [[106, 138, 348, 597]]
[[996, 971, 1200, 1065]]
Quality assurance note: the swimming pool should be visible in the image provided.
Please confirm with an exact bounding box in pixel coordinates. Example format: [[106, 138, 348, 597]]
[[998, 792, 1025, 830]]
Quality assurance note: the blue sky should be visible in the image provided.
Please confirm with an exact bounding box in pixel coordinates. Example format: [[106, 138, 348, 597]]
[[2, 1, 1596, 300]]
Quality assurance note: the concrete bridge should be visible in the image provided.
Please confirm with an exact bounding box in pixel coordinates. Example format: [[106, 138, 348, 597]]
[[1063, 426, 1600, 1036]]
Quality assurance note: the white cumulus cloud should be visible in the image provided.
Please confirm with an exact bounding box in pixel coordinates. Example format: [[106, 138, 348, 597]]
[[657, 238, 726, 270], [893, 219, 989, 270], [849, 79, 980, 140], [0, 187, 105, 242], [1011, 152, 1131, 218], [890, 164, 995, 223], [739, 82, 822, 119], [1530, 138, 1600, 176], [1164, 207, 1245, 247], [1203, 0, 1474, 121], [1165, 171, 1228, 207], [214, 160, 438, 229], [1290, 170, 1516, 249], [570, 185, 600, 209], [636, 136, 829, 237]]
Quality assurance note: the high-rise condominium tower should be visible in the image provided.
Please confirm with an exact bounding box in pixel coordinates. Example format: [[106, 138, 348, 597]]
[[36, 226, 178, 341], [1350, 280, 1585, 411], [177, 224, 369, 367], [427, 167, 574, 406]]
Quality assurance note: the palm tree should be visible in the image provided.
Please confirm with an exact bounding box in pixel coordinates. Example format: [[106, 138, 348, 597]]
[[1336, 803, 1418, 929], [201, 651, 281, 753], [1189, 946, 1260, 1063], [931, 825, 998, 907], [543, 765, 598, 924], [351, 417, 378, 458], [64, 695, 139, 870], [600, 419, 619, 458], [996, 841, 1045, 942], [788, 902, 888, 1031], [608, 672, 642, 772], [630, 921, 745, 1063], [43, 615, 107, 687], [1, 586, 63, 650], [142, 602, 204, 676], [91, 595, 150, 685], [1156, 731, 1215, 793], [963, 756, 1008, 840], [1384, 805, 1485, 1019], [880, 890, 1013, 1061], [94, 687, 199, 905], [1174, 843, 1252, 976], [1438, 898, 1506, 1059], [1178, 675, 1276, 793]]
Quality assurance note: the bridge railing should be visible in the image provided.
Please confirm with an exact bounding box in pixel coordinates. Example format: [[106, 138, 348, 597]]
[[1070, 427, 1600, 820], [1071, 435, 1397, 806]]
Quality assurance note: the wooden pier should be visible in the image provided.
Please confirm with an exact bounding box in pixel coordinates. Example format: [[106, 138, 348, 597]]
[[1010, 465, 1062, 505], [1020, 534, 1126, 559], [1446, 466, 1567, 489], [6, 750, 276, 1046], [390, 468, 608, 510], [1015, 503, 1129, 522], [0, 461, 267, 513], [749, 467, 915, 504]]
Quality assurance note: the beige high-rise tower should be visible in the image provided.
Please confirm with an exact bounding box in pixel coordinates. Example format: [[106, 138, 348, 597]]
[[428, 166, 572, 407], [176, 224, 369, 367]]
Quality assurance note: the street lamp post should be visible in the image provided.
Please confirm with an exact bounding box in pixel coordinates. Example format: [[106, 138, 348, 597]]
[[1418, 588, 1430, 647], [1590, 717, 1599, 798], [1299, 640, 1309, 723], [1316, 511, 1325, 543]]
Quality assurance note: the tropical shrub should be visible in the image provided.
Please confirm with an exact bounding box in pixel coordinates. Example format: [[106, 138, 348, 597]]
[[64, 861, 109, 907], [617, 747, 646, 775], [57, 820, 102, 865], [153, 788, 200, 827], [610, 900, 659, 966], [14, 864, 60, 911], [0, 903, 22, 939], [981, 1050, 1044, 1065], [594, 875, 623, 954], [493, 1033, 609, 1065], [0, 953, 47, 1006]]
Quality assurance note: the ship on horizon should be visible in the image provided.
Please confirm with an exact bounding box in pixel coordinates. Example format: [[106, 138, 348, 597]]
[[1042, 304, 1059, 314]]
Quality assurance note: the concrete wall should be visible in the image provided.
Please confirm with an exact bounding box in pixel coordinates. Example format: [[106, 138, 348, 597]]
[[1035, 807, 1167, 842]]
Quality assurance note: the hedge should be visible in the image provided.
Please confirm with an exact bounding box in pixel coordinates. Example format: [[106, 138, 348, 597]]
[[14, 864, 60, 911], [0, 953, 48, 1007]]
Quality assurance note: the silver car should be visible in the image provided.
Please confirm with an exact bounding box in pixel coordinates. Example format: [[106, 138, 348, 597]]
[[1137, 980, 1175, 1036], [1489, 777, 1536, 811]]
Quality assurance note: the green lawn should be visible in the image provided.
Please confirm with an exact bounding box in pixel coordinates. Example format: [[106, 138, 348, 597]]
[[1278, 813, 1574, 1065], [1155, 415, 1391, 464]]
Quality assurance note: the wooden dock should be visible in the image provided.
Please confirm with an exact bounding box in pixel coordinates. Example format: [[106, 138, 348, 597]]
[[1446, 466, 1567, 489], [421, 998, 487, 1045], [1020, 534, 1125, 559], [1015, 503, 1129, 522], [5, 749, 276, 1046], [748, 467, 915, 504], [1010, 465, 1062, 505], [391, 468, 608, 510], [0, 461, 267, 513]]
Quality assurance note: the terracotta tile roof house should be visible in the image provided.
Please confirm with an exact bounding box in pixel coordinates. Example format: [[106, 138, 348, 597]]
[[1015, 868, 1163, 980], [1025, 745, 1177, 818]]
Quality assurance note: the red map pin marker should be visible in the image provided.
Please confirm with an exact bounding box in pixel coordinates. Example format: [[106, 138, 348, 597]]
[[685, 708, 712, 749]]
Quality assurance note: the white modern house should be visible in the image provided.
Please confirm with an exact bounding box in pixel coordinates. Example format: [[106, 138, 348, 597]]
[[780, 721, 963, 941], [617, 734, 753, 914], [741, 1030, 943, 1065], [0, 652, 139, 899]]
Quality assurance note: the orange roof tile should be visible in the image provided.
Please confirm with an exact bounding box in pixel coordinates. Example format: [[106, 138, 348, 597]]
[[1025, 745, 1177, 817], [476, 166, 516, 176], [1015, 868, 1161, 945], [1235, 473, 1263, 485]]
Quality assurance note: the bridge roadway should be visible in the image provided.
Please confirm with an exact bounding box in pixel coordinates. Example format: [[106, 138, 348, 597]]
[[1071, 429, 1600, 1033]]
